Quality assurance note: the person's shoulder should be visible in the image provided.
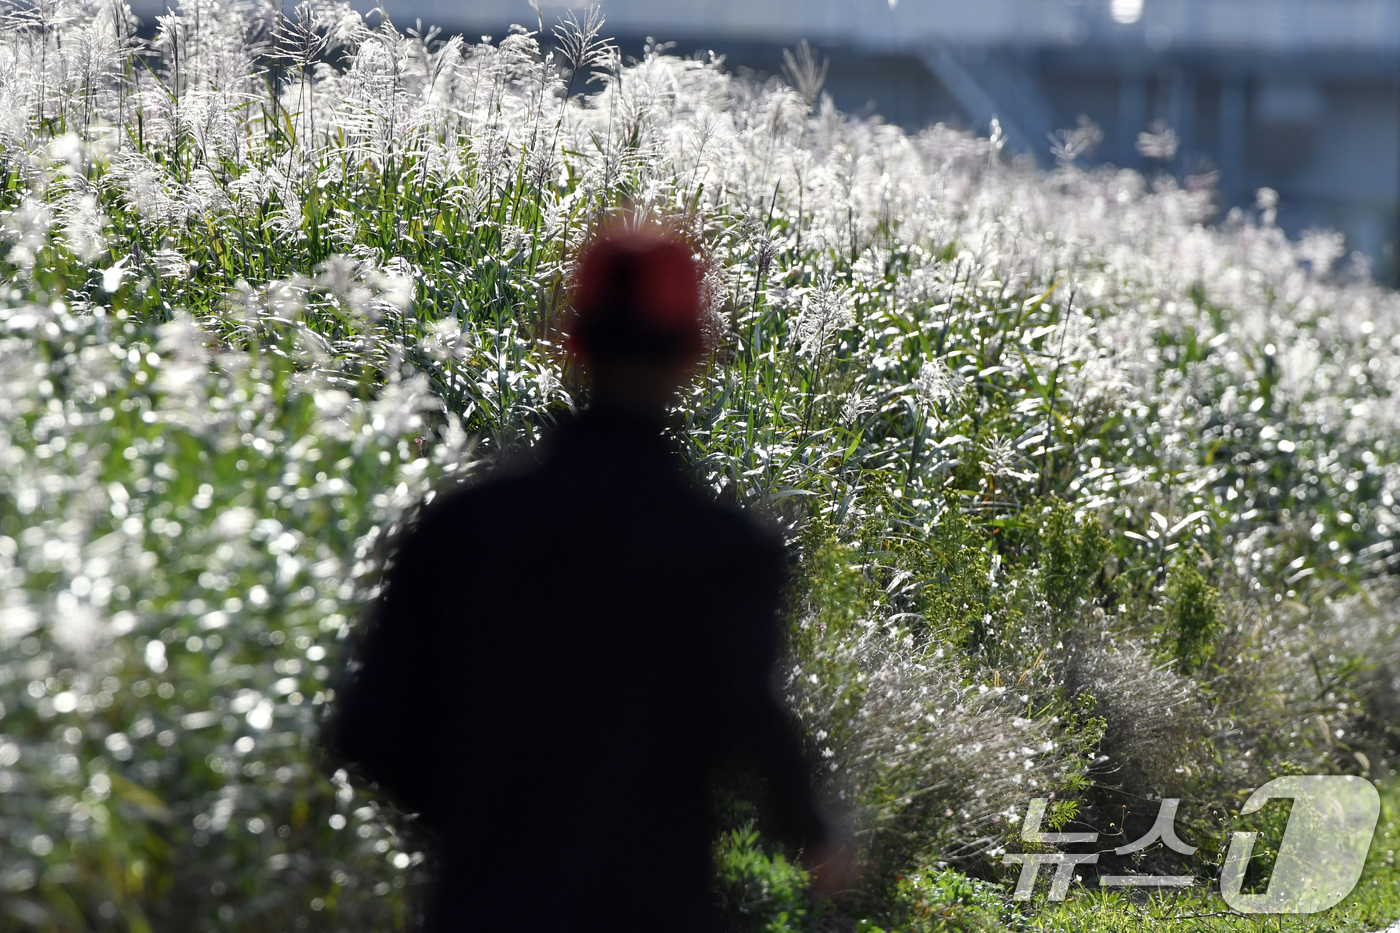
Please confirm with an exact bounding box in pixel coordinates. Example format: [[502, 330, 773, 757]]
[[679, 486, 788, 570], [678, 495, 789, 627], [421, 465, 536, 517], [394, 462, 545, 554], [717, 497, 786, 551]]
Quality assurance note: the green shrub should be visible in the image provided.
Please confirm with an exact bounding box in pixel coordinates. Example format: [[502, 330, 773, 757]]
[[889, 867, 1010, 933], [1165, 552, 1221, 674], [1035, 499, 1109, 626], [714, 824, 813, 933]]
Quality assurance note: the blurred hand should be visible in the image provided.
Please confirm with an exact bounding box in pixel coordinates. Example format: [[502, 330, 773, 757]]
[[802, 837, 856, 897]]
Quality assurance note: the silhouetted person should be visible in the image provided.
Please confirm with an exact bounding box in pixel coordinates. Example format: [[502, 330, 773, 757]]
[[329, 224, 845, 932]]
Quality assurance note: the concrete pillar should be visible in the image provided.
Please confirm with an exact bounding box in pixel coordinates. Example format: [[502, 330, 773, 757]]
[[1171, 69, 1195, 169], [1119, 73, 1146, 168], [1218, 78, 1247, 206]]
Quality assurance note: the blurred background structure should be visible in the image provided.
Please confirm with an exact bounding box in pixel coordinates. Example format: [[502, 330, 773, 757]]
[[132, 0, 1400, 278]]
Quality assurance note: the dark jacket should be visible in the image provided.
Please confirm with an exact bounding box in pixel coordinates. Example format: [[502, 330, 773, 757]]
[[330, 403, 828, 932]]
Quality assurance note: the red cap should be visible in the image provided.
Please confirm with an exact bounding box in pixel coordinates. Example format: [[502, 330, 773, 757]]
[[566, 225, 704, 363]]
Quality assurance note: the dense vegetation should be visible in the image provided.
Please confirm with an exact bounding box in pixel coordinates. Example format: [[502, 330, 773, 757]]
[[0, 1, 1397, 930]]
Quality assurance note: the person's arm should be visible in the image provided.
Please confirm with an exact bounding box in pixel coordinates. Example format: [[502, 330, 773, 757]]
[[715, 529, 832, 855], [719, 530, 856, 892], [325, 501, 453, 822]]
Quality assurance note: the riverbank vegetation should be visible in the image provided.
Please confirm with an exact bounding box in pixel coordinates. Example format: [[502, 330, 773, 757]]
[[0, 2, 1397, 929]]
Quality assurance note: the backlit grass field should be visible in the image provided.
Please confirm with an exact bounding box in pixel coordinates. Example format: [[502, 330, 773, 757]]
[[0, 2, 1397, 929]]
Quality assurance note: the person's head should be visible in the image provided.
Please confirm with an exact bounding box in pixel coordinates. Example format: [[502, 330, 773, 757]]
[[565, 223, 705, 414]]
